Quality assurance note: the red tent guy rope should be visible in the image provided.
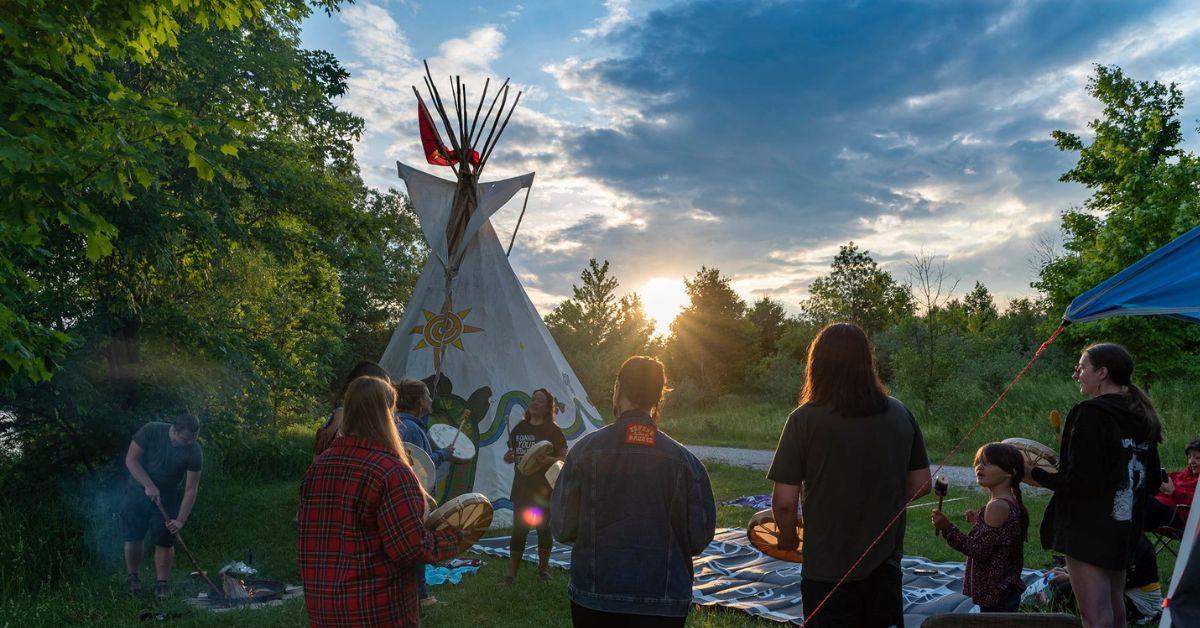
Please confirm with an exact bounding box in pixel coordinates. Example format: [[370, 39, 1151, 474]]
[[800, 324, 1066, 627]]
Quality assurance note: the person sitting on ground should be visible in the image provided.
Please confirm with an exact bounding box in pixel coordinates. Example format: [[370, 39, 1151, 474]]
[[552, 356, 716, 627], [1145, 438, 1200, 530], [768, 322, 930, 628], [503, 388, 567, 585], [120, 412, 204, 600], [1040, 534, 1162, 625], [393, 377, 454, 607], [313, 361, 391, 461], [298, 375, 463, 626], [931, 442, 1029, 612]]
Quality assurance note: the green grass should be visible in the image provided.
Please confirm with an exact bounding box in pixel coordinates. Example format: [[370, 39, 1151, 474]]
[[662, 376, 1200, 469], [6, 461, 1168, 627]]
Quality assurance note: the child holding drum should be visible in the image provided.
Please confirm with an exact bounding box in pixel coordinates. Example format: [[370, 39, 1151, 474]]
[[930, 442, 1029, 612], [503, 388, 567, 584]]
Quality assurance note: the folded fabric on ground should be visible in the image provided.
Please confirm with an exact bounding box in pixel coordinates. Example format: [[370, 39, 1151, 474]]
[[471, 528, 1047, 626], [720, 494, 772, 509], [424, 563, 481, 586]]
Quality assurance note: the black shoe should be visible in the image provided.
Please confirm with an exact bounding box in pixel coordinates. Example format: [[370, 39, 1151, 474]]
[[154, 580, 170, 601], [127, 573, 142, 596]]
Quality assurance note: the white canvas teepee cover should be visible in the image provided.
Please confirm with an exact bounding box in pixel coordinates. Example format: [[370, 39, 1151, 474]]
[[381, 163, 604, 527]]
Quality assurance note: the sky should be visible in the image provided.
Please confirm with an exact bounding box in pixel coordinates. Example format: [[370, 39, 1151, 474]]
[[301, 0, 1200, 334]]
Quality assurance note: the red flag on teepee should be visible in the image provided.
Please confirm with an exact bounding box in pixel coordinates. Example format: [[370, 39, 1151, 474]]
[[418, 96, 481, 167]]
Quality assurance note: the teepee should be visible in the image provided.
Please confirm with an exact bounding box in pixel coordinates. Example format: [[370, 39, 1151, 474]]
[[380, 63, 603, 526]]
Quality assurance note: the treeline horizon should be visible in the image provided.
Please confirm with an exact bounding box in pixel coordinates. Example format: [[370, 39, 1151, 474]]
[[546, 64, 1200, 416], [0, 0, 1196, 600]]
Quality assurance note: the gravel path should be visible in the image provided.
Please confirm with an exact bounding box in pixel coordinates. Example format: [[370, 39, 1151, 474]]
[[685, 444, 1048, 495]]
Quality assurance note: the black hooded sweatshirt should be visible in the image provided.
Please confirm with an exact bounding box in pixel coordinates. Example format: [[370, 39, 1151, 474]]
[[1031, 393, 1161, 570]]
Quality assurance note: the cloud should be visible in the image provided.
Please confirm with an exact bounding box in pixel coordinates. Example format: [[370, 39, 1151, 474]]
[[523, 0, 1197, 307], [581, 0, 632, 39], [323, 0, 1200, 315]]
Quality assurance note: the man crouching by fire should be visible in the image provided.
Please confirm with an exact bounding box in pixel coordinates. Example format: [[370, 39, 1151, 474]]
[[120, 412, 203, 600]]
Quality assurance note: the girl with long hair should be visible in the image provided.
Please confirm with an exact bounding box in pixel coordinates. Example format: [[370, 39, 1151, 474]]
[[1029, 343, 1162, 628], [298, 375, 463, 626], [768, 322, 931, 628], [932, 443, 1029, 612], [503, 388, 567, 584]]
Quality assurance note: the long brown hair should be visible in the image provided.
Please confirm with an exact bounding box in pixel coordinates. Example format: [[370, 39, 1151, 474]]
[[617, 356, 670, 419], [341, 376, 405, 459], [799, 323, 888, 417], [1084, 343, 1162, 443], [975, 443, 1029, 543]]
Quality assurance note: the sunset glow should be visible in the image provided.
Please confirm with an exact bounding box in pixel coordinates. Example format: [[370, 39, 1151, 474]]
[[640, 277, 689, 337]]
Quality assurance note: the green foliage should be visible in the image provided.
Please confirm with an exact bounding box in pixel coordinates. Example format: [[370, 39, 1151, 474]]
[[665, 267, 757, 398], [545, 259, 657, 403], [0, 0, 427, 556], [799, 242, 915, 336], [1038, 65, 1200, 378], [0, 0, 334, 380]]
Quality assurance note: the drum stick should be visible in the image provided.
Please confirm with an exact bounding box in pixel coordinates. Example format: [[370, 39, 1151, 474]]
[[933, 476, 949, 510], [446, 409, 471, 451]]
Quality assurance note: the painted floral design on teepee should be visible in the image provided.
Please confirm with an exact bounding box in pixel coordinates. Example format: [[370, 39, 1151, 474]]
[[409, 295, 483, 371]]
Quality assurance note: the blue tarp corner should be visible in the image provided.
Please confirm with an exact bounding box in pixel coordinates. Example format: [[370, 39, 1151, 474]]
[[1063, 223, 1200, 324]]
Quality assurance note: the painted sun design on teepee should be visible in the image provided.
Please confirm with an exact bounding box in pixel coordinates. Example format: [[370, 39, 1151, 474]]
[[409, 295, 483, 371]]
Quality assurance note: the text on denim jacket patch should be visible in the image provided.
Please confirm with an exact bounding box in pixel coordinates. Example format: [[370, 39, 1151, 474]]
[[624, 423, 657, 446]]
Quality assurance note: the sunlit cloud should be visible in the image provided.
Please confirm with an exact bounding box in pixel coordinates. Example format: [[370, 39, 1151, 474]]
[[303, 0, 1200, 317]]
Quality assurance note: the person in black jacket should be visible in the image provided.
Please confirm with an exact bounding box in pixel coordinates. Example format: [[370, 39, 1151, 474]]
[[1029, 343, 1162, 628]]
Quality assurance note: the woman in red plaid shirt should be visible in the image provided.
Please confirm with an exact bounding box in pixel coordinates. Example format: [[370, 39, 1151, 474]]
[[299, 375, 464, 626]]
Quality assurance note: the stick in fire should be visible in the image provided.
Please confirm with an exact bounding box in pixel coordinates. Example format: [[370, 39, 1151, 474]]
[[153, 499, 222, 598]]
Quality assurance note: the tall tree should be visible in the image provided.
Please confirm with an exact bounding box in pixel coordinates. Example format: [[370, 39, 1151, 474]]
[[905, 252, 958, 417], [545, 259, 655, 402], [0, 0, 339, 380], [800, 242, 915, 336], [747, 297, 790, 357], [1038, 65, 1200, 376], [665, 267, 756, 397], [0, 1, 428, 475]]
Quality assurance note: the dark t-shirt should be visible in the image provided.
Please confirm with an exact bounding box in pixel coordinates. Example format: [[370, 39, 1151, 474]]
[[508, 417, 567, 501], [128, 422, 203, 497], [767, 397, 929, 582]]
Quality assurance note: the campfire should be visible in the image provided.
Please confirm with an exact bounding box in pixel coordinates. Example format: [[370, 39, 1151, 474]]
[[186, 561, 302, 612]]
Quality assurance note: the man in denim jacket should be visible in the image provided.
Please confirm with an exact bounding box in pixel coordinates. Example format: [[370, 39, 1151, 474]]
[[552, 356, 716, 626]]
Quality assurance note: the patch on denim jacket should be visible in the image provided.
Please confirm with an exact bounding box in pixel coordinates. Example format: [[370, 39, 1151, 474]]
[[624, 423, 657, 446]]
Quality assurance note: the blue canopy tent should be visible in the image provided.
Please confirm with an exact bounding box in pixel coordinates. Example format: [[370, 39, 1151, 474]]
[[1057, 223, 1200, 628], [1064, 223, 1200, 325]]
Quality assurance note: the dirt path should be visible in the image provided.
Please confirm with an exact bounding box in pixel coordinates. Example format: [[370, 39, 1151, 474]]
[[685, 444, 1048, 495]]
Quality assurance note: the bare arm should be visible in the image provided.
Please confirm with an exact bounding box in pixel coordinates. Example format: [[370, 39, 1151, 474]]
[[167, 471, 202, 533], [125, 440, 160, 504], [771, 482, 801, 550], [907, 467, 932, 500]]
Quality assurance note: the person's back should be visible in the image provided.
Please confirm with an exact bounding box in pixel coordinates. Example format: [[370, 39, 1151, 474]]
[[298, 375, 461, 627], [767, 323, 929, 628], [552, 356, 716, 626], [771, 397, 926, 580]]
